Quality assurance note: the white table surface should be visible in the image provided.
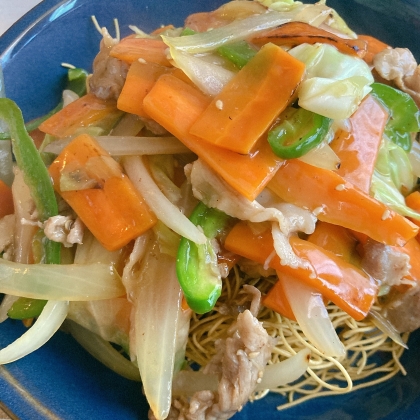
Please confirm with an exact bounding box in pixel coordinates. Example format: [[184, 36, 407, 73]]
[[0, 0, 43, 37]]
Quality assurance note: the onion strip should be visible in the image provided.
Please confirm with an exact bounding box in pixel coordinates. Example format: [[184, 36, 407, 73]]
[[0, 301, 68, 364], [0, 260, 124, 301], [280, 273, 346, 358], [255, 348, 310, 391], [162, 10, 297, 54], [44, 136, 190, 156], [124, 156, 207, 245]]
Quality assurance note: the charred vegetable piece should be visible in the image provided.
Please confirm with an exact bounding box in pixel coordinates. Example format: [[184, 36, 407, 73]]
[[176, 202, 230, 314], [370, 82, 420, 152], [268, 107, 331, 159]]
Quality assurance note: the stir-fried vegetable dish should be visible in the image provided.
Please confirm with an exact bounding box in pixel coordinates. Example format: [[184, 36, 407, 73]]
[[2, 0, 420, 418]]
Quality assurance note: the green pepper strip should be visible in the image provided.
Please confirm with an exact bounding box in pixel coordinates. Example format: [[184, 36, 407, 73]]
[[0, 98, 61, 319], [176, 202, 231, 314], [370, 82, 420, 152], [180, 27, 197, 36], [268, 107, 332, 159], [217, 41, 257, 69], [0, 67, 88, 140]]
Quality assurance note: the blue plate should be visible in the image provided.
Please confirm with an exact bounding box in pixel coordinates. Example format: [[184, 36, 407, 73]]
[[1, 0, 420, 419]]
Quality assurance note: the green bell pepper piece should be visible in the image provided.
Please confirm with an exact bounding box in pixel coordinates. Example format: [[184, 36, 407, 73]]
[[180, 27, 197, 36], [0, 98, 61, 320], [217, 41, 257, 69], [268, 107, 331, 159], [176, 202, 230, 314], [370, 82, 420, 152], [7, 298, 47, 320]]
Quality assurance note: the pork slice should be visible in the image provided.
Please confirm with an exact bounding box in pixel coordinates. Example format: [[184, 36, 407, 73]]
[[384, 285, 420, 332], [361, 239, 410, 287], [373, 47, 420, 107], [152, 309, 272, 420], [89, 31, 128, 101]]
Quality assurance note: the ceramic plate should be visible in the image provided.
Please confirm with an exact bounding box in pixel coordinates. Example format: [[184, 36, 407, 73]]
[[1, 0, 420, 419]]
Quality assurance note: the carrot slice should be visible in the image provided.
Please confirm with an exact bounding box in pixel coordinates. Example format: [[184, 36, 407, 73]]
[[38, 93, 123, 138], [307, 221, 358, 263], [109, 36, 171, 66], [262, 278, 296, 321], [117, 60, 169, 117], [225, 221, 377, 321], [0, 179, 14, 219], [268, 159, 418, 247], [331, 95, 388, 193], [251, 22, 367, 58], [405, 191, 420, 231], [48, 133, 156, 251], [143, 73, 283, 200], [189, 43, 305, 154]]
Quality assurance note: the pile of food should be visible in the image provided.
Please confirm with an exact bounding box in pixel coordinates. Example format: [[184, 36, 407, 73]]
[[1, 0, 420, 418]]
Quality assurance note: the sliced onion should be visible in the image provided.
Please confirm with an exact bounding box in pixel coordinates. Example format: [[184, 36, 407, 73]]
[[44, 136, 190, 156], [162, 10, 297, 54], [66, 320, 141, 382], [408, 138, 420, 178], [110, 113, 144, 136], [124, 156, 207, 245], [0, 300, 68, 364], [12, 167, 38, 264], [0, 294, 18, 323], [134, 238, 184, 420], [169, 48, 235, 96], [298, 140, 341, 171], [0, 259, 124, 301], [368, 309, 408, 349], [280, 273, 346, 357], [255, 348, 310, 391]]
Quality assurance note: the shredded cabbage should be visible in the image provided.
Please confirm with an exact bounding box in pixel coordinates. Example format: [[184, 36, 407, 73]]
[[289, 43, 374, 119]]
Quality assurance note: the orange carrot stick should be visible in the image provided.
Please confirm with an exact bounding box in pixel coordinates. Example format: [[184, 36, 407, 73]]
[[268, 159, 418, 247], [117, 60, 169, 117], [331, 95, 388, 193], [225, 221, 377, 321], [405, 191, 420, 233], [38, 93, 123, 138], [307, 221, 358, 263], [189, 43, 305, 155], [0, 179, 14, 219], [262, 278, 296, 321], [143, 73, 283, 200], [109, 36, 171, 66], [48, 133, 156, 251], [250, 22, 367, 58]]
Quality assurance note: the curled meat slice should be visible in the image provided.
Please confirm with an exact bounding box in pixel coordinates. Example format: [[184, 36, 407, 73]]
[[152, 308, 272, 420], [384, 285, 420, 333], [89, 28, 129, 101], [361, 239, 410, 287], [373, 47, 420, 107]]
